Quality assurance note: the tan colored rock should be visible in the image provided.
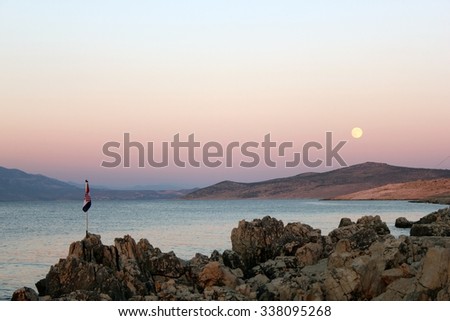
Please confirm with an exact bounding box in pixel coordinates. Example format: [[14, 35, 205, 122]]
[[323, 268, 360, 300], [198, 261, 240, 289], [231, 216, 285, 270], [373, 277, 418, 301], [329, 215, 390, 250], [335, 239, 352, 254], [115, 235, 138, 264], [295, 242, 323, 267], [148, 251, 185, 278], [328, 239, 355, 269], [381, 268, 405, 285], [418, 247, 450, 290], [231, 216, 323, 272]]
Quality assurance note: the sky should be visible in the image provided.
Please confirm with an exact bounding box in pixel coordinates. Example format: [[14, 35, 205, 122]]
[[1, 0, 450, 188]]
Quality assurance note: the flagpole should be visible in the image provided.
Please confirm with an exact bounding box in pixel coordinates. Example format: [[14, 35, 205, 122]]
[[86, 211, 88, 237]]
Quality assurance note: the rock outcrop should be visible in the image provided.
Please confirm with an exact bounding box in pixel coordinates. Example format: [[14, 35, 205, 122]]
[[11, 287, 39, 301], [328, 215, 390, 250], [395, 217, 414, 228], [230, 216, 327, 274], [410, 208, 450, 236], [11, 211, 450, 301]]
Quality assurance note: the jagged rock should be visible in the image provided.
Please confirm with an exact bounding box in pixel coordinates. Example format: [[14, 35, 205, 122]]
[[42, 255, 127, 300], [36, 234, 161, 300], [349, 228, 379, 250], [148, 252, 185, 278], [411, 224, 450, 236], [210, 250, 222, 262], [295, 242, 323, 267], [11, 287, 39, 301], [256, 256, 298, 280], [356, 215, 390, 235], [231, 216, 323, 272], [339, 218, 354, 227], [282, 222, 321, 245], [231, 216, 285, 271], [324, 238, 360, 300], [222, 250, 245, 271], [373, 277, 420, 300], [282, 241, 303, 256], [329, 215, 390, 250], [381, 268, 405, 285], [323, 268, 360, 300], [416, 208, 450, 224], [410, 208, 450, 236], [186, 253, 210, 283], [395, 217, 414, 228], [418, 247, 450, 290], [198, 261, 241, 289]]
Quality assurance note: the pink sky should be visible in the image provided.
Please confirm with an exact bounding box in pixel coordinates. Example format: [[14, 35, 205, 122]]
[[1, 1, 449, 188]]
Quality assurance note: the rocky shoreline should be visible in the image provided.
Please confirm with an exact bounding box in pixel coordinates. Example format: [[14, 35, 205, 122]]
[[12, 207, 450, 301]]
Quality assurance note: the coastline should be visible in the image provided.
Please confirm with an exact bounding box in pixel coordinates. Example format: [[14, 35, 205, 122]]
[[11, 207, 450, 301]]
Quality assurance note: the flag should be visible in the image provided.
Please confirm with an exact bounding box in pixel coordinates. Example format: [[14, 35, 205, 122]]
[[82, 180, 91, 213]]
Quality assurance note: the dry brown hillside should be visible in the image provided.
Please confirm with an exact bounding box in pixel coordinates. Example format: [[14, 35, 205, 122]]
[[332, 178, 450, 201]]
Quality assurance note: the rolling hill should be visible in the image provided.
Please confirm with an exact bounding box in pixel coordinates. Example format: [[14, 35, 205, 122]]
[[184, 162, 450, 200]]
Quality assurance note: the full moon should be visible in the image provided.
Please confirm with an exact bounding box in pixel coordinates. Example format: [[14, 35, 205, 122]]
[[351, 127, 363, 139]]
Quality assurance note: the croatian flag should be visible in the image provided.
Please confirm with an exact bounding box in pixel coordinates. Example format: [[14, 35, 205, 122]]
[[82, 180, 92, 213]]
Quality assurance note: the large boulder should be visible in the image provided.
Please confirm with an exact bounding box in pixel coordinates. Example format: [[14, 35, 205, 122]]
[[11, 287, 39, 301], [417, 247, 450, 290], [395, 217, 414, 228], [222, 249, 245, 271], [328, 215, 390, 250], [230, 216, 324, 272], [410, 208, 450, 236], [231, 216, 285, 271]]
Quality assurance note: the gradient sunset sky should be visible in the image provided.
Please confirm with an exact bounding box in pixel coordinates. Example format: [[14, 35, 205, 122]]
[[1, 1, 449, 188]]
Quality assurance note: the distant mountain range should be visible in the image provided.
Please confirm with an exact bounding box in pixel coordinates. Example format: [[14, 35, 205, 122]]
[[184, 162, 450, 202], [0, 167, 82, 201], [0, 166, 195, 201], [2, 163, 450, 202]]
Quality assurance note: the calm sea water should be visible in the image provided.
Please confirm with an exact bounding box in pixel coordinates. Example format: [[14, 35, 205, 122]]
[[0, 199, 445, 300]]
